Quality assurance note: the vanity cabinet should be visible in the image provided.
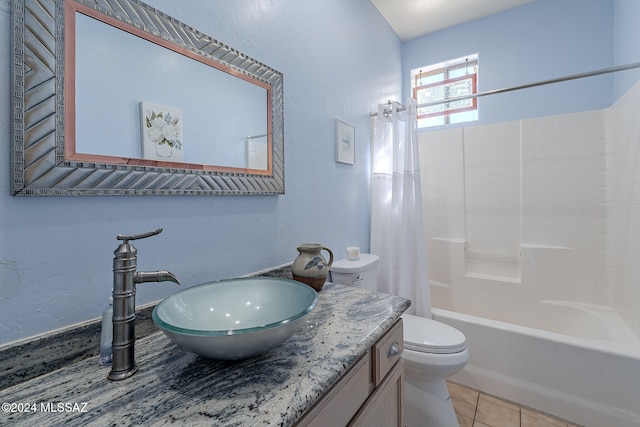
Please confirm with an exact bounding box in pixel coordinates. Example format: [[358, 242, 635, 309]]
[[0, 283, 411, 426], [295, 319, 404, 427]]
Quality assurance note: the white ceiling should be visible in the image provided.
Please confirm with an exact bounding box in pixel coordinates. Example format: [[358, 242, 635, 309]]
[[371, 0, 534, 41]]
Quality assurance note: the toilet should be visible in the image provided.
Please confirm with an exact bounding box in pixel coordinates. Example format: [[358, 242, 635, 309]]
[[330, 254, 469, 427]]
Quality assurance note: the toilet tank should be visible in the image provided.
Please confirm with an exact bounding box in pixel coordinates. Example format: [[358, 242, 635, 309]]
[[330, 254, 379, 292]]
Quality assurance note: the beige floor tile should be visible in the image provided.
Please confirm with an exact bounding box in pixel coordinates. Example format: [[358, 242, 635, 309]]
[[479, 393, 520, 411], [448, 381, 479, 418], [423, 383, 580, 427], [456, 412, 474, 427], [475, 394, 520, 427], [521, 408, 567, 427]]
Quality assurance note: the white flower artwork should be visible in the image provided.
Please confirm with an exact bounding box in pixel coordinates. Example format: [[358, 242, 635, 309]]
[[141, 101, 184, 161]]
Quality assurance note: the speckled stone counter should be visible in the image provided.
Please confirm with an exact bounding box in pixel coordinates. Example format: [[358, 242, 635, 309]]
[[0, 283, 410, 426]]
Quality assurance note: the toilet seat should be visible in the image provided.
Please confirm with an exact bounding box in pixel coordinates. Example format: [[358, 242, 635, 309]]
[[402, 314, 466, 354]]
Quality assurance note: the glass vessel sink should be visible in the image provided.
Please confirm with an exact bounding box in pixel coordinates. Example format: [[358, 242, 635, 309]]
[[152, 277, 318, 359]]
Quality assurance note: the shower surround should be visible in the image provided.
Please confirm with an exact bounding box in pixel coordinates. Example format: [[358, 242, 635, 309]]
[[420, 80, 640, 334], [419, 80, 640, 426]]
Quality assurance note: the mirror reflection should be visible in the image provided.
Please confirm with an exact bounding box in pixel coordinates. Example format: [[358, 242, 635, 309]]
[[72, 10, 270, 172]]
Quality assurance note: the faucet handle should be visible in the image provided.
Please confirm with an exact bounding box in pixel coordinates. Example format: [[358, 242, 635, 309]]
[[117, 228, 163, 243]]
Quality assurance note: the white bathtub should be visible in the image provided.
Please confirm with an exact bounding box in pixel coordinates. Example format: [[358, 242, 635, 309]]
[[430, 282, 640, 427]]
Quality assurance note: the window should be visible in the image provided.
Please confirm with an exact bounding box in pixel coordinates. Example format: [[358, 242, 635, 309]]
[[412, 55, 478, 128]]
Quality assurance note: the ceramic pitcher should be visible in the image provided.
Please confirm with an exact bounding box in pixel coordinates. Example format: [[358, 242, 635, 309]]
[[292, 243, 334, 291]]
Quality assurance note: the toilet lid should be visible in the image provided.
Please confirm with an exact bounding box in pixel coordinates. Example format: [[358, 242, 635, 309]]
[[402, 314, 467, 354]]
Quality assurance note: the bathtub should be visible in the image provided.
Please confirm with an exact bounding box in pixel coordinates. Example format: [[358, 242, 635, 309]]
[[430, 282, 640, 427]]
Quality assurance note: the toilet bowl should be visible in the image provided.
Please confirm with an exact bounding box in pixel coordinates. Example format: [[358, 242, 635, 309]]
[[330, 254, 469, 427], [402, 313, 469, 427]]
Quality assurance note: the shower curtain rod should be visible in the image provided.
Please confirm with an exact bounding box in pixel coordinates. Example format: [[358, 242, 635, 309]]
[[370, 60, 640, 116]]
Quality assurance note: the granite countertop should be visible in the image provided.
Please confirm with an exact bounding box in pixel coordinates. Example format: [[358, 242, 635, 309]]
[[0, 283, 410, 426]]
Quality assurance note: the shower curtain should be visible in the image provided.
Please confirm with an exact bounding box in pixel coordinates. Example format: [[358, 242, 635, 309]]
[[370, 98, 431, 317]]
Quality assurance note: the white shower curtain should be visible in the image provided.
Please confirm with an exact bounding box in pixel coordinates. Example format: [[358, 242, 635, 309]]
[[370, 98, 431, 317]]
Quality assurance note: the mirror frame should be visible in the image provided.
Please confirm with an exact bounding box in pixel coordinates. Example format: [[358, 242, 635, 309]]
[[11, 0, 285, 196]]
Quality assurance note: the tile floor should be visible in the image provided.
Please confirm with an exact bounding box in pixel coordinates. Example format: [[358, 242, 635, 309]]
[[447, 382, 583, 427]]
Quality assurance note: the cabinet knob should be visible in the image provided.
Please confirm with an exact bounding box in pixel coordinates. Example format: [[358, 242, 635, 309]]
[[388, 342, 401, 357]]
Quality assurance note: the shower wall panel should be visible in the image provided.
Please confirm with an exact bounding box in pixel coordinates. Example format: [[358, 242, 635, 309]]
[[419, 108, 608, 304]]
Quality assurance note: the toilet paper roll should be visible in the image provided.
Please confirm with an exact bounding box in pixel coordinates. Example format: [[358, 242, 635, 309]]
[[346, 246, 360, 261]]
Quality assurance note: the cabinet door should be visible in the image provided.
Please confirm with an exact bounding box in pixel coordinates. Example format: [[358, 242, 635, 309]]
[[295, 354, 373, 427], [349, 359, 404, 427]]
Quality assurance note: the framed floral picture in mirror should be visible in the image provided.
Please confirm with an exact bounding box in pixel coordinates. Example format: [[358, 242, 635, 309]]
[[141, 101, 184, 162]]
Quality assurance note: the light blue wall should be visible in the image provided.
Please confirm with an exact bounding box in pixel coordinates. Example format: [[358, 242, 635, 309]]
[[613, 0, 640, 99], [402, 0, 615, 126], [0, 0, 401, 344]]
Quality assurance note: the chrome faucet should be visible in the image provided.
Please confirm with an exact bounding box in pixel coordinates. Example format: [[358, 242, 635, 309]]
[[108, 228, 180, 381]]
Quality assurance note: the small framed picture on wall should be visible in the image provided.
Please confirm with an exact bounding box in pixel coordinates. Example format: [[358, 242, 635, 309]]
[[335, 119, 355, 165]]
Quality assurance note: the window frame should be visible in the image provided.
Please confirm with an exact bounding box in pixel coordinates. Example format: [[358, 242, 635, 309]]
[[413, 73, 478, 119], [412, 58, 478, 126]]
